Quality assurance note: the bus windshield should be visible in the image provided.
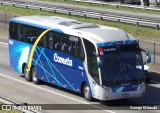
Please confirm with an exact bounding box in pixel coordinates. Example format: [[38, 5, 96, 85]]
[[99, 44, 144, 85]]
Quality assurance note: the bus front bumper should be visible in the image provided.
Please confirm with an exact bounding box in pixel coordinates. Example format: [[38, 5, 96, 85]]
[[92, 84, 145, 101]]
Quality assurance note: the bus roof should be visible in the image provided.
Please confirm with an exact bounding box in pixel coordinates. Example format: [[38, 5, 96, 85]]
[[11, 16, 136, 43]]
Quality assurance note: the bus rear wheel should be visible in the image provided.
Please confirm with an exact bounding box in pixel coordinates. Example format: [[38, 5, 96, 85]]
[[83, 84, 92, 101], [32, 67, 40, 84], [24, 65, 32, 82]]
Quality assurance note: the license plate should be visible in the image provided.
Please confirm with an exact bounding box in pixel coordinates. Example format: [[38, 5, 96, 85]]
[[122, 93, 129, 97]]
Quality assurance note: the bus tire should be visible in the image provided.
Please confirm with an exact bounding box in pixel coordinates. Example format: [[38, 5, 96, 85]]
[[32, 67, 40, 84], [24, 65, 32, 82], [83, 84, 92, 101]]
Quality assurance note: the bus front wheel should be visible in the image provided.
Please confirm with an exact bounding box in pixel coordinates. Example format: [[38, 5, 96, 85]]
[[83, 84, 92, 101], [32, 67, 40, 84], [24, 65, 32, 82]]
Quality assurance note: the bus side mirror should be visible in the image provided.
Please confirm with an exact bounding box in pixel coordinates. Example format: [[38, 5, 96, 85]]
[[146, 52, 151, 64]]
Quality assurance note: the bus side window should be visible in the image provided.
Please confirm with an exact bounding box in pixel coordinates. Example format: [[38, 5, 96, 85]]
[[9, 22, 18, 40], [76, 38, 85, 61], [61, 34, 70, 54], [37, 29, 47, 47], [53, 33, 61, 51], [83, 39, 100, 84], [67, 36, 85, 61], [42, 34, 47, 48], [26, 26, 37, 44], [17, 24, 26, 42], [48, 32, 54, 49], [69, 40, 75, 57], [20, 25, 26, 42], [17, 24, 21, 41], [48, 31, 62, 51]]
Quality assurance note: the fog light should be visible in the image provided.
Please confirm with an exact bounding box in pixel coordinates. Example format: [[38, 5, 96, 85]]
[[102, 85, 113, 93]]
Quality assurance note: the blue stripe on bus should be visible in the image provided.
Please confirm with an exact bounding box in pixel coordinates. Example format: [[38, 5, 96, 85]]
[[32, 47, 77, 91], [108, 41, 115, 46], [35, 46, 76, 91], [97, 40, 138, 47], [37, 47, 60, 86], [34, 49, 50, 83]]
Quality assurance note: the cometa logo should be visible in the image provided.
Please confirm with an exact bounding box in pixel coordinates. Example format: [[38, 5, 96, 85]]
[[54, 53, 73, 67]]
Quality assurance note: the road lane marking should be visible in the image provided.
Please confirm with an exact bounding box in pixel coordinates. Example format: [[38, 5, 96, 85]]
[[0, 73, 115, 113], [0, 41, 8, 45]]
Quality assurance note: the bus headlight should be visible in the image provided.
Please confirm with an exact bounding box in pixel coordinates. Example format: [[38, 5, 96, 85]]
[[103, 85, 113, 93], [107, 87, 113, 93], [137, 82, 145, 90]]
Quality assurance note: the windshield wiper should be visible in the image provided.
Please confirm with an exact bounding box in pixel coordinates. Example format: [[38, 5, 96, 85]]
[[112, 46, 124, 84], [113, 66, 123, 84]]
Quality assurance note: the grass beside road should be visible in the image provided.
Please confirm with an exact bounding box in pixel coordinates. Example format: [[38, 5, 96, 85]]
[[0, 5, 159, 40], [41, 0, 160, 15]]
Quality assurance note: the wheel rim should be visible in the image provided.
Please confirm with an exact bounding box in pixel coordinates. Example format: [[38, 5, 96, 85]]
[[24, 67, 29, 78], [32, 69, 37, 82], [84, 85, 90, 99]]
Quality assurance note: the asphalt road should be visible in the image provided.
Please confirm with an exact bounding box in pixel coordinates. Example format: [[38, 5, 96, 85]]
[[0, 41, 160, 113]]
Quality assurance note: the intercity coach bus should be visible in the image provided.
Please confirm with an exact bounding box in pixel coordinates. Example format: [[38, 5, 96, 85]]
[[8, 16, 151, 101]]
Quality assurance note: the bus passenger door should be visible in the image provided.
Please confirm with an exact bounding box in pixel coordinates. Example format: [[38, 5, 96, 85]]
[[83, 38, 100, 97], [90, 55, 100, 96]]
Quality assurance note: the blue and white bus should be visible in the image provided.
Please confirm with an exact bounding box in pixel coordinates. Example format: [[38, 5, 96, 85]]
[[8, 16, 151, 101]]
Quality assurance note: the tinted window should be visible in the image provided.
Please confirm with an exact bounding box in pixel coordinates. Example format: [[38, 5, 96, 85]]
[[53, 33, 62, 51], [37, 29, 45, 47], [26, 26, 37, 44], [61, 34, 70, 54], [62, 35, 85, 61], [19, 25, 26, 42], [9, 22, 18, 40], [47, 32, 62, 50], [42, 34, 47, 48], [48, 32, 54, 49], [9, 22, 85, 61]]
